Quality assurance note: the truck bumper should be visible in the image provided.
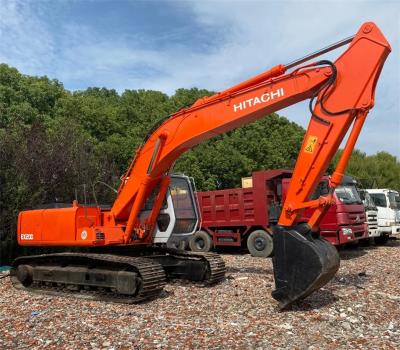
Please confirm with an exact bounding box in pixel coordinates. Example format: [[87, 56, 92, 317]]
[[367, 228, 380, 238], [391, 225, 400, 236], [337, 225, 368, 245], [322, 228, 364, 246], [378, 226, 392, 235], [340, 233, 357, 244]]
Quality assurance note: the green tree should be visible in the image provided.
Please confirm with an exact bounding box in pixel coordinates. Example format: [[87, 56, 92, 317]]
[[333, 150, 400, 189]]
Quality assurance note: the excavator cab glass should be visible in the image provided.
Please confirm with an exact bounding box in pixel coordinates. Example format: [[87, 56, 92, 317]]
[[169, 175, 198, 234], [145, 175, 199, 247]]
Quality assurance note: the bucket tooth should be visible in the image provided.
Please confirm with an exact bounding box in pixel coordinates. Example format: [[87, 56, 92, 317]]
[[271, 223, 340, 309]]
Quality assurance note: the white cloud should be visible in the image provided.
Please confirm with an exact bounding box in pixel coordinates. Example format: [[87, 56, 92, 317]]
[[0, 1, 55, 75], [0, 0, 399, 156], [183, 1, 400, 157]]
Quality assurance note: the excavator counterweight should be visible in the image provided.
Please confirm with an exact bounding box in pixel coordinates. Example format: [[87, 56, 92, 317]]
[[12, 22, 391, 308]]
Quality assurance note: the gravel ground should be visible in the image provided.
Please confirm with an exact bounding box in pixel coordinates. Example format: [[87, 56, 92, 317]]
[[1, 239, 399, 350]]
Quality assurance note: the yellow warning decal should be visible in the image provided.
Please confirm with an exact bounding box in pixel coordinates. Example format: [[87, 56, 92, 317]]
[[304, 136, 318, 154]]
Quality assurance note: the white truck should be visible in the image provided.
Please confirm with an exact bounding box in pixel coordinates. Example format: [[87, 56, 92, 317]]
[[366, 189, 400, 242], [358, 189, 380, 243]]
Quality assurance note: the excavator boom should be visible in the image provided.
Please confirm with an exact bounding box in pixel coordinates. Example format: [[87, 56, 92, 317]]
[[113, 22, 390, 233], [13, 22, 391, 308]]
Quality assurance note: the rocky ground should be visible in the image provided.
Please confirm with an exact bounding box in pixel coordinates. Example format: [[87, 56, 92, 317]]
[[0, 239, 399, 350]]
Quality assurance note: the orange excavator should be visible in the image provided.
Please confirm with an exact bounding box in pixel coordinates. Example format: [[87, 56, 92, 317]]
[[11, 22, 390, 309]]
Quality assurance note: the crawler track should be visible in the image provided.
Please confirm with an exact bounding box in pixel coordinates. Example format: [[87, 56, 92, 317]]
[[10, 249, 226, 303], [10, 253, 166, 303], [157, 248, 226, 285]]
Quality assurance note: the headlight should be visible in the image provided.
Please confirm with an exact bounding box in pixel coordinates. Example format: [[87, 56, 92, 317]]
[[342, 228, 353, 236]]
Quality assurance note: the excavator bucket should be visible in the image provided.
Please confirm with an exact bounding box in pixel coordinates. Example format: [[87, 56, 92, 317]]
[[271, 223, 340, 309]]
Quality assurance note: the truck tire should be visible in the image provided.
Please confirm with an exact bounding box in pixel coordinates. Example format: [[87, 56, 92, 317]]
[[374, 234, 389, 245], [167, 239, 187, 250], [189, 230, 212, 252], [247, 230, 273, 257]]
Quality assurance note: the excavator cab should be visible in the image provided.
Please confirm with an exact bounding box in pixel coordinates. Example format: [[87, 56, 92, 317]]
[[140, 174, 199, 249]]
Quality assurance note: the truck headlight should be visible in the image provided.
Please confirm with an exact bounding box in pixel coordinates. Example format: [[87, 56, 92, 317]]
[[342, 228, 353, 236]]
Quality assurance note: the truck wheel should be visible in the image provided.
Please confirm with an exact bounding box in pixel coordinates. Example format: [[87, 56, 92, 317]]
[[167, 239, 187, 250], [374, 235, 389, 245], [247, 230, 273, 257], [189, 231, 212, 252]]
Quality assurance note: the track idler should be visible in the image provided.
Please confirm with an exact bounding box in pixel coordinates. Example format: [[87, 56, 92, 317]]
[[271, 223, 340, 309]]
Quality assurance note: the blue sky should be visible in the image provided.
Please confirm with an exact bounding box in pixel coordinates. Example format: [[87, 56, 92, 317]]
[[0, 0, 399, 157]]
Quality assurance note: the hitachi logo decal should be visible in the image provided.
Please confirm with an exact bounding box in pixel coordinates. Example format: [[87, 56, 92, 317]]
[[233, 88, 284, 112]]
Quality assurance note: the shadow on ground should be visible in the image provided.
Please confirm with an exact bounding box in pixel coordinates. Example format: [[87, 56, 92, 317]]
[[338, 237, 399, 260], [214, 246, 248, 255], [338, 246, 368, 260], [331, 271, 369, 289], [289, 289, 339, 311], [387, 237, 400, 247]]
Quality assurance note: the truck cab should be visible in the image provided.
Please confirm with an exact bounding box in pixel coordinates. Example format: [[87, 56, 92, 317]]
[[366, 189, 400, 238], [283, 175, 368, 246]]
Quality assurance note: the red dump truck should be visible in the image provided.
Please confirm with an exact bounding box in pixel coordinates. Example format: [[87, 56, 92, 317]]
[[190, 170, 368, 256]]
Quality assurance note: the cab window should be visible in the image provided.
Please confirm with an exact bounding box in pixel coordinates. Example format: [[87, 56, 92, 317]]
[[369, 193, 387, 208]]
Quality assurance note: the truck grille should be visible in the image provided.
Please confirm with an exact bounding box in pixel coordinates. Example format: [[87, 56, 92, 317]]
[[367, 213, 378, 229], [348, 212, 366, 225]]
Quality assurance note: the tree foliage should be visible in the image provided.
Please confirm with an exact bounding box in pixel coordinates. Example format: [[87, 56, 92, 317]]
[[333, 149, 400, 190]]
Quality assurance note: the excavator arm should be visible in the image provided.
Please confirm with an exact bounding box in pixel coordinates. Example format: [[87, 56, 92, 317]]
[[114, 22, 390, 238], [110, 22, 390, 308]]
